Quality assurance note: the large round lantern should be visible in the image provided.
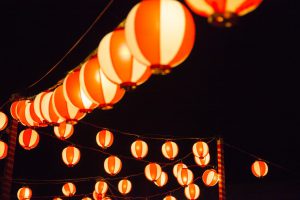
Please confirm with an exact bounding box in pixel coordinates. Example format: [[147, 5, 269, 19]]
[[40, 91, 64, 125], [54, 122, 74, 140], [161, 141, 178, 160], [98, 28, 151, 90], [177, 168, 194, 186], [251, 160, 268, 178], [144, 162, 162, 181], [154, 171, 168, 187], [33, 92, 50, 126], [16, 100, 32, 127], [0, 140, 8, 159], [118, 179, 132, 195], [173, 162, 187, 178], [22, 101, 41, 127], [194, 153, 210, 167], [80, 56, 125, 110], [0, 111, 8, 131], [104, 155, 122, 175], [125, 0, 196, 75], [96, 129, 114, 149], [164, 195, 177, 200], [62, 182, 76, 197], [62, 146, 81, 167], [19, 129, 39, 150], [202, 169, 219, 186], [95, 180, 108, 195], [17, 186, 32, 200], [184, 183, 200, 200], [192, 141, 209, 158], [131, 139, 148, 159]]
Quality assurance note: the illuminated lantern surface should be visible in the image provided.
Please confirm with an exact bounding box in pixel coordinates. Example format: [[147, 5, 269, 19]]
[[17, 186, 32, 200], [0, 140, 8, 159], [0, 111, 8, 130], [95, 180, 108, 195], [192, 141, 209, 158], [154, 171, 168, 187], [161, 141, 179, 160], [164, 195, 177, 200], [82, 197, 92, 200], [23, 101, 41, 127], [184, 183, 200, 200], [251, 160, 268, 178], [53, 198, 63, 200], [173, 162, 187, 178], [10, 101, 19, 120], [19, 129, 39, 150], [98, 28, 151, 90], [33, 92, 49, 126], [131, 139, 148, 159], [202, 169, 219, 186], [194, 153, 210, 167], [40, 91, 64, 125], [16, 100, 31, 127], [144, 162, 162, 181], [118, 179, 132, 195], [80, 56, 125, 110], [62, 182, 76, 197], [54, 122, 74, 140], [93, 191, 103, 200], [96, 129, 114, 149], [125, 0, 196, 75], [177, 168, 194, 186], [104, 155, 122, 175], [62, 146, 81, 167]]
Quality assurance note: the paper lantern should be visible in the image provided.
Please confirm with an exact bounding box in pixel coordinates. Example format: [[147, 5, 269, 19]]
[[80, 56, 125, 110], [19, 129, 39, 150], [164, 195, 177, 200], [177, 168, 194, 186], [82, 197, 92, 200], [62, 146, 81, 167], [131, 139, 148, 159], [33, 92, 49, 126], [23, 101, 40, 127], [162, 141, 178, 160], [251, 160, 268, 178], [192, 141, 209, 158], [185, 0, 263, 27], [144, 162, 162, 181], [95, 180, 108, 195], [16, 100, 31, 127], [202, 169, 219, 186], [0, 140, 8, 159], [184, 183, 200, 200], [118, 179, 132, 195], [93, 191, 103, 200], [173, 162, 187, 178], [154, 171, 168, 187], [104, 155, 122, 175], [40, 91, 64, 125], [125, 0, 196, 75], [0, 111, 8, 130], [17, 186, 32, 200], [53, 198, 63, 200], [62, 182, 76, 197], [10, 101, 19, 120], [96, 129, 114, 149], [54, 122, 74, 140], [194, 153, 210, 167]]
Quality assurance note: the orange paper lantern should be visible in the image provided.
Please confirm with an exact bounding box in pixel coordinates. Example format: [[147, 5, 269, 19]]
[[82, 197, 92, 200], [144, 162, 162, 181], [62, 182, 76, 197], [202, 169, 219, 186], [118, 179, 132, 195], [192, 141, 209, 158], [62, 146, 81, 167], [96, 129, 114, 149], [154, 171, 168, 187], [19, 129, 39, 150], [194, 153, 210, 167], [131, 139, 148, 159], [0, 111, 8, 130], [161, 141, 179, 160], [177, 167, 194, 186], [104, 155, 122, 175], [17, 186, 32, 200], [10, 101, 20, 120], [184, 183, 200, 200], [164, 195, 177, 200], [0, 140, 8, 159], [173, 162, 187, 178], [95, 180, 108, 195], [54, 122, 74, 140], [251, 160, 268, 178]]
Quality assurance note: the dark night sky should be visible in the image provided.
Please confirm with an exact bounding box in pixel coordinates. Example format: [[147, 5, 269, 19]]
[[0, 0, 300, 199]]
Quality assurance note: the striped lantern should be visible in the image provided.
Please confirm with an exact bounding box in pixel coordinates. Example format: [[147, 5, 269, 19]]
[[0, 140, 8, 159], [33, 92, 50, 126], [192, 141, 209, 158], [18, 128, 39, 150], [95, 180, 108, 195], [177, 168, 194, 186], [62, 146, 81, 167], [173, 162, 187, 178], [96, 129, 114, 149], [0, 111, 8, 130], [251, 160, 268, 178], [118, 179, 132, 195], [62, 182, 76, 197], [104, 155, 122, 176], [10, 101, 19, 120], [131, 139, 148, 159], [16, 100, 31, 127], [80, 56, 126, 110], [164, 195, 177, 200], [93, 191, 103, 200], [125, 0, 196, 75], [144, 162, 162, 181], [202, 169, 219, 186], [184, 183, 200, 200], [22, 101, 40, 127], [185, 0, 263, 27], [194, 153, 210, 167], [54, 122, 74, 140], [17, 186, 32, 200], [82, 197, 92, 200], [40, 91, 64, 125], [154, 171, 168, 187], [161, 141, 179, 160]]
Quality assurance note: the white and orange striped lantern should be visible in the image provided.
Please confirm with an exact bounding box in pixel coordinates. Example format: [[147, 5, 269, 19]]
[[185, 0, 263, 27], [62, 146, 81, 167], [95, 180, 108, 195], [62, 182, 76, 197], [104, 155, 122, 176], [173, 162, 187, 178], [33, 91, 50, 126], [96, 129, 114, 149], [131, 139, 148, 159], [144, 162, 162, 182], [161, 141, 179, 160], [80, 56, 126, 110], [154, 171, 168, 187], [0, 140, 8, 159], [54, 122, 74, 140], [184, 183, 200, 200], [202, 169, 219, 186], [19, 129, 39, 150], [22, 100, 40, 127], [82, 197, 92, 200], [164, 195, 177, 200], [17, 186, 32, 200], [118, 179, 132, 195], [177, 167, 194, 186], [125, 0, 196, 75], [10, 101, 20, 120], [251, 160, 268, 178], [194, 153, 210, 167], [93, 190, 104, 200], [0, 111, 8, 131], [192, 141, 209, 158], [16, 100, 31, 127], [98, 28, 151, 90]]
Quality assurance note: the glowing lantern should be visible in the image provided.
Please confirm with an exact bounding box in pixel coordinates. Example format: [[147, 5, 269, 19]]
[[161, 141, 178, 160], [19, 129, 39, 150], [62, 182, 76, 197], [177, 168, 194, 186], [102, 198, 112, 200], [194, 153, 210, 167], [125, 0, 196, 75], [40, 91, 64, 125], [16, 100, 31, 127], [62, 146, 80, 167], [80, 56, 125, 110], [192, 141, 209, 158], [82, 197, 92, 200], [17, 186, 32, 200], [164, 195, 177, 200], [33, 92, 49, 126], [251, 160, 268, 178], [202, 169, 219, 186], [131, 139, 148, 159], [0, 140, 8, 159], [184, 183, 200, 200], [118, 179, 132, 195], [144, 162, 162, 181], [54, 122, 74, 140], [53, 198, 63, 200], [23, 101, 40, 127], [0, 111, 8, 130], [104, 155, 122, 175], [185, 0, 263, 27], [93, 191, 103, 200], [95, 180, 108, 195], [154, 171, 168, 187], [96, 129, 114, 149], [173, 162, 187, 178], [10, 101, 19, 120]]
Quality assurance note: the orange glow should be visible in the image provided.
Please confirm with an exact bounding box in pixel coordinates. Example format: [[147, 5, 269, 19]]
[[251, 160, 268, 178], [173, 162, 187, 178], [0, 111, 8, 130], [17, 187, 32, 200], [144, 162, 162, 181], [192, 141, 209, 158], [202, 169, 219, 186], [54, 122, 74, 140], [131, 139, 148, 159], [194, 153, 210, 167], [177, 167, 194, 186], [62, 146, 81, 167], [19, 128, 40, 150], [184, 183, 200, 199], [161, 141, 178, 160], [96, 129, 114, 149], [118, 179, 132, 195], [62, 182, 76, 197], [0, 140, 8, 159], [104, 155, 122, 175], [154, 171, 168, 187]]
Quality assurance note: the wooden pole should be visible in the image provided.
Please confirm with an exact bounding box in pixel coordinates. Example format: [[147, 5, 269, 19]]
[[217, 137, 226, 200]]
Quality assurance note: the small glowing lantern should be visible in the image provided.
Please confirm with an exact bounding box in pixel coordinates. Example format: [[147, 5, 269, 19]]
[[19, 129, 39, 150], [154, 171, 168, 187], [96, 129, 114, 149], [54, 122, 74, 140], [104, 155, 122, 175], [62, 146, 81, 167], [161, 141, 179, 160], [177, 168, 194, 186], [251, 160, 268, 178], [144, 162, 162, 181], [17, 186, 32, 200], [184, 183, 200, 200], [173, 162, 187, 178], [131, 139, 148, 159], [118, 179, 132, 195], [82, 197, 92, 200], [53, 198, 63, 200], [192, 141, 209, 158], [164, 195, 177, 200], [0, 111, 8, 131], [194, 153, 210, 167], [202, 169, 219, 186], [95, 180, 108, 195], [0, 140, 8, 159], [62, 182, 76, 197], [93, 191, 103, 200]]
